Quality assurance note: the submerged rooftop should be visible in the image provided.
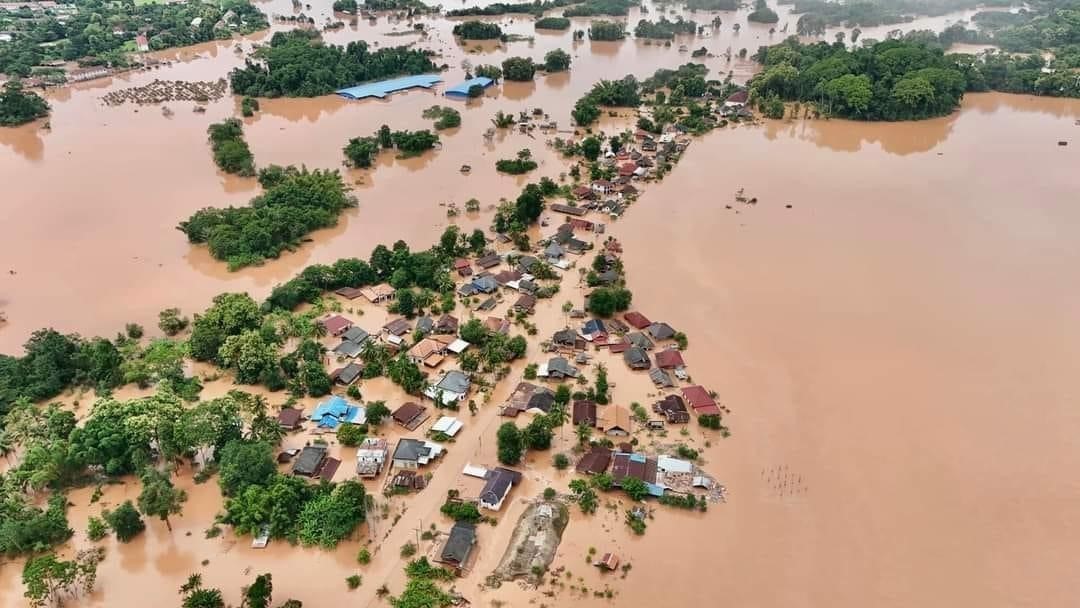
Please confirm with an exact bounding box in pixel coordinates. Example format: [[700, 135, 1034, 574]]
[[336, 74, 442, 100]]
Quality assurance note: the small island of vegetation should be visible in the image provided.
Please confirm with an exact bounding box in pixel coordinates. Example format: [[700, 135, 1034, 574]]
[[452, 20, 504, 40], [207, 119, 255, 177], [422, 105, 462, 130], [447, 0, 576, 16], [564, 0, 638, 17], [0, 80, 50, 127], [178, 168, 355, 269], [502, 56, 538, 81], [634, 17, 698, 40], [535, 16, 572, 30], [229, 30, 436, 98], [543, 49, 572, 72], [495, 149, 539, 174], [747, 0, 780, 23], [589, 20, 627, 40]]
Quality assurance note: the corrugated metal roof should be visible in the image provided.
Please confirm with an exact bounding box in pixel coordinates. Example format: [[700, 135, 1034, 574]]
[[337, 74, 442, 100], [444, 76, 494, 97]]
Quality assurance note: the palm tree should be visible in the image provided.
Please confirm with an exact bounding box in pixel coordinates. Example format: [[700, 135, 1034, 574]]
[[575, 422, 592, 446]]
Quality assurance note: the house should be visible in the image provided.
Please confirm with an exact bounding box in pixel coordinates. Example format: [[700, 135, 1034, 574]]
[[572, 185, 593, 200], [595, 552, 620, 570], [333, 339, 364, 359], [543, 242, 565, 261], [611, 452, 662, 495], [277, 407, 302, 430], [477, 297, 498, 311], [539, 356, 578, 379], [627, 332, 654, 351], [358, 284, 394, 304], [392, 438, 444, 469], [447, 339, 470, 355], [310, 396, 365, 428], [619, 162, 638, 177], [572, 399, 597, 426], [424, 370, 471, 403], [576, 446, 612, 475], [655, 349, 685, 370], [551, 203, 588, 217], [591, 179, 613, 194], [525, 389, 555, 414], [356, 438, 389, 477], [623, 311, 651, 329], [649, 367, 675, 388], [439, 522, 477, 570], [493, 269, 521, 286], [647, 322, 676, 341], [68, 65, 111, 82], [597, 405, 632, 436], [620, 184, 639, 197], [321, 314, 353, 337], [478, 467, 522, 511], [408, 338, 446, 365], [435, 314, 459, 334], [623, 346, 651, 370], [681, 385, 721, 415], [515, 256, 539, 273], [453, 258, 473, 277], [552, 328, 578, 348], [471, 275, 499, 294], [334, 286, 364, 300], [475, 253, 501, 269], [608, 339, 630, 354], [513, 294, 537, 314], [581, 319, 607, 340], [653, 394, 689, 423], [484, 316, 510, 335], [393, 402, 429, 430], [431, 415, 464, 437], [341, 326, 370, 345], [332, 362, 364, 386], [383, 317, 411, 337], [292, 445, 328, 477], [415, 316, 434, 335], [724, 89, 748, 108], [135, 33, 149, 52]]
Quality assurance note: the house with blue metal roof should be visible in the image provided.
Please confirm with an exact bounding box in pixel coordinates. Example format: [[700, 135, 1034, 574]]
[[336, 74, 442, 100], [310, 395, 365, 428]]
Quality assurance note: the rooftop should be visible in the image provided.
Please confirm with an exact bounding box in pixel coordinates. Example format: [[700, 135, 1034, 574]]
[[337, 74, 443, 100], [444, 76, 494, 97]]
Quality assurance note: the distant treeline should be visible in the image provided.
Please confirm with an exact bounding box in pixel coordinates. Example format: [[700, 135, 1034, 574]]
[[634, 17, 698, 39], [447, 0, 577, 17], [229, 30, 436, 98], [564, 0, 638, 17]]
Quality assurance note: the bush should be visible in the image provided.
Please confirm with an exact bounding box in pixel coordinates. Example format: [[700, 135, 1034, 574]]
[[337, 423, 366, 447], [400, 542, 418, 558], [502, 56, 536, 81], [535, 17, 571, 30], [207, 118, 255, 176], [588, 20, 626, 40], [357, 547, 371, 564], [87, 517, 107, 541], [497, 422, 524, 465], [452, 20, 503, 40], [104, 501, 145, 543], [422, 105, 462, 130], [346, 574, 362, 589], [475, 64, 502, 81], [440, 500, 482, 523], [543, 49, 571, 72], [543, 487, 557, 500], [553, 453, 570, 470], [625, 510, 646, 535], [698, 414, 722, 430], [158, 308, 189, 336]]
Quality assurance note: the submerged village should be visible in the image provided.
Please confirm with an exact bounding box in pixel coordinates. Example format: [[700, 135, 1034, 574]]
[[2, 0, 1080, 606]]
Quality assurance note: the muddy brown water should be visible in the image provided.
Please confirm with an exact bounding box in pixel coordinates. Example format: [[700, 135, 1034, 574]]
[[2, 1, 1079, 606]]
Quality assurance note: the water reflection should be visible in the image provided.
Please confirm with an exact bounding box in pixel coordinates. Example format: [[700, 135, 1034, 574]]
[[0, 122, 46, 161]]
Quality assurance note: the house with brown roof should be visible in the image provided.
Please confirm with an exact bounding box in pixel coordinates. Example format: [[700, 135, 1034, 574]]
[[572, 399, 598, 426], [278, 407, 303, 430], [408, 338, 447, 366], [513, 294, 537, 314], [681, 385, 721, 416], [321, 314, 353, 337], [572, 186, 595, 201], [383, 317, 411, 337], [435, 314, 459, 334], [475, 253, 501, 269], [655, 349, 685, 370], [623, 311, 651, 330], [453, 258, 473, 277], [484, 316, 510, 335], [653, 394, 690, 424], [611, 452, 659, 488], [576, 446, 612, 475], [597, 405, 632, 436], [393, 402, 429, 430], [623, 346, 651, 370], [493, 270, 521, 286], [551, 203, 588, 216], [360, 283, 396, 304]]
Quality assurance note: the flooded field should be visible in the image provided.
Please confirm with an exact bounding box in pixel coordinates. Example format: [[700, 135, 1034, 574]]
[[3, 1, 1080, 607]]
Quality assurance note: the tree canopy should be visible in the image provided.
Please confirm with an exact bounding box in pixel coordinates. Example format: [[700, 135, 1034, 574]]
[[0, 81, 49, 126]]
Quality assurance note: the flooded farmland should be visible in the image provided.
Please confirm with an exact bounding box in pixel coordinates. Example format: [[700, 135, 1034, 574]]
[[2, 1, 1080, 607]]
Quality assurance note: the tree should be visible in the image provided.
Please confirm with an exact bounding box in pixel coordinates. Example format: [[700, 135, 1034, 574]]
[[496, 422, 524, 465], [586, 286, 632, 316], [179, 574, 225, 608], [0, 80, 50, 127], [366, 401, 391, 425], [158, 308, 190, 336], [104, 501, 145, 542], [378, 124, 393, 148], [452, 20, 503, 40], [589, 20, 626, 40], [459, 318, 489, 345], [475, 64, 502, 81], [21, 549, 101, 608], [502, 56, 536, 81], [344, 136, 380, 168], [823, 74, 872, 117], [580, 136, 602, 161], [297, 480, 367, 548], [544, 49, 571, 72], [138, 468, 188, 531], [575, 422, 592, 446], [621, 477, 650, 501], [553, 453, 570, 470], [189, 293, 263, 363], [219, 330, 279, 384], [591, 472, 614, 491], [218, 440, 276, 496], [594, 364, 609, 404], [337, 423, 366, 447], [524, 416, 554, 450], [244, 573, 273, 608]]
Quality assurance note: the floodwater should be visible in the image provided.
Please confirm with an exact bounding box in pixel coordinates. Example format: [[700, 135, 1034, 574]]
[[3, 1, 1080, 607]]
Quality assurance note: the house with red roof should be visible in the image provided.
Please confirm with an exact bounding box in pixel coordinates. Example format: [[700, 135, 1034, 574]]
[[655, 349, 685, 370], [321, 314, 353, 337], [681, 385, 720, 415]]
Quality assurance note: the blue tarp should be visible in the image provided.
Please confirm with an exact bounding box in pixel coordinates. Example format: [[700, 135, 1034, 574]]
[[311, 396, 365, 428], [336, 74, 442, 100], [444, 76, 494, 97]]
